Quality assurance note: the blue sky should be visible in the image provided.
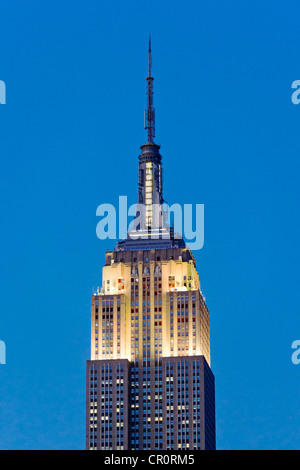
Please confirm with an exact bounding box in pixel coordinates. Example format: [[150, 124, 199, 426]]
[[0, 0, 299, 450]]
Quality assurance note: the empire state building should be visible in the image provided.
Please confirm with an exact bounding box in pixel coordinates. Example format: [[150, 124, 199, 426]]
[[86, 39, 216, 451]]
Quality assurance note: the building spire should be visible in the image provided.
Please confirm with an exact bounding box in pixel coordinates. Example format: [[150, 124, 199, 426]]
[[148, 35, 152, 76], [144, 35, 155, 143]]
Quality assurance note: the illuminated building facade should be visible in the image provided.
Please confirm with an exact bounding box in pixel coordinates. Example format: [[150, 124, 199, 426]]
[[86, 39, 215, 451]]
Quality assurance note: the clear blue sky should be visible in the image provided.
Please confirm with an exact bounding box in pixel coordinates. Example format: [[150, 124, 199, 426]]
[[0, 0, 299, 450]]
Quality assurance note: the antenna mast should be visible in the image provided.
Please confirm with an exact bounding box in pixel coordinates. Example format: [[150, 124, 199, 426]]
[[144, 35, 155, 143]]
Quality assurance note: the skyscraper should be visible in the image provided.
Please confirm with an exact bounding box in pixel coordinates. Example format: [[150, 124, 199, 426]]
[[86, 39, 216, 451]]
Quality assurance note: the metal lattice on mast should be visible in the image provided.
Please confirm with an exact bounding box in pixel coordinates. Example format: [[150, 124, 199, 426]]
[[144, 35, 155, 143]]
